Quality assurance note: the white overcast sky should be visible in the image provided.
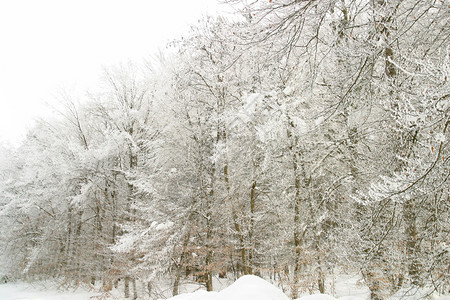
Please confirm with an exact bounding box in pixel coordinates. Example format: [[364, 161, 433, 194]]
[[0, 0, 230, 146]]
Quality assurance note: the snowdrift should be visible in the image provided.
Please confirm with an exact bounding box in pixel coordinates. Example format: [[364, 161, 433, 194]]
[[164, 275, 339, 300], [165, 275, 449, 300], [218, 275, 289, 300], [165, 275, 288, 300]]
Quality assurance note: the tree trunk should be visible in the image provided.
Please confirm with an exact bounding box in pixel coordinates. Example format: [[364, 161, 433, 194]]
[[403, 199, 420, 285], [318, 270, 325, 294], [362, 264, 384, 300], [292, 191, 303, 300], [232, 211, 248, 275], [147, 281, 152, 298], [287, 117, 308, 299], [224, 161, 249, 276], [173, 231, 191, 296], [132, 277, 138, 300], [172, 266, 181, 296], [205, 263, 213, 292], [124, 276, 130, 298], [205, 195, 214, 291], [248, 180, 256, 275]]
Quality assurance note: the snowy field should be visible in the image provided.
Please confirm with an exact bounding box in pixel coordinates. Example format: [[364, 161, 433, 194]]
[[0, 281, 101, 300], [1, 275, 449, 300]]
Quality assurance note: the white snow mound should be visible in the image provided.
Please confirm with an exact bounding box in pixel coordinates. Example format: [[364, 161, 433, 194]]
[[166, 275, 289, 300], [219, 275, 290, 300]]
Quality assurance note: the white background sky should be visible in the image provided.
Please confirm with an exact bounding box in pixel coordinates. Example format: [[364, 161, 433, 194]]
[[0, 0, 229, 147]]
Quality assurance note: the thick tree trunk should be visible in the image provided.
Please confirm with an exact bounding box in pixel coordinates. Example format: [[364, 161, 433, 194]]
[[173, 231, 191, 296], [172, 275, 180, 297], [205, 253, 213, 292], [318, 269, 325, 294]]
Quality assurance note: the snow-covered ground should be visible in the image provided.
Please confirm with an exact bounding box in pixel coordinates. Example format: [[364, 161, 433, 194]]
[[166, 275, 290, 300], [0, 275, 448, 300], [0, 281, 100, 300], [163, 276, 449, 300]]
